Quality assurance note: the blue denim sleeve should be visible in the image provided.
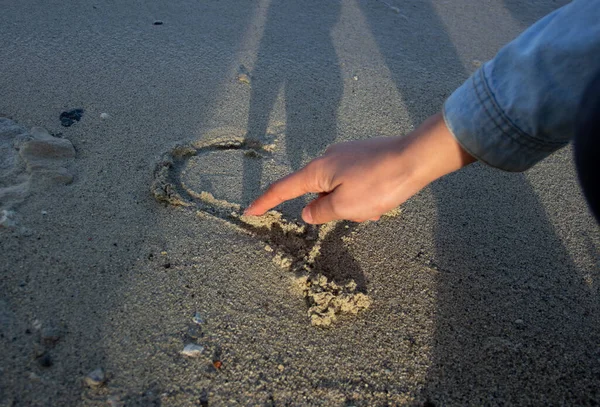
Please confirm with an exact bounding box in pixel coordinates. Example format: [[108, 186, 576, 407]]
[[443, 0, 600, 172]]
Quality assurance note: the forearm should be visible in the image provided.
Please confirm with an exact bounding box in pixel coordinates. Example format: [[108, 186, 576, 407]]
[[444, 0, 600, 172]]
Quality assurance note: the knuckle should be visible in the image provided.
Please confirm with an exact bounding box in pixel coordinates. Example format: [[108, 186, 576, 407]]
[[306, 156, 326, 172], [304, 159, 328, 191]]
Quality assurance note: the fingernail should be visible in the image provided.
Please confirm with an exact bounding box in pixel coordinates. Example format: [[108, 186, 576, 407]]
[[302, 207, 313, 224]]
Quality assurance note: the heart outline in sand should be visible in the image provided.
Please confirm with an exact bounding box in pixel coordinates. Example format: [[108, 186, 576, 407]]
[[151, 128, 372, 327]]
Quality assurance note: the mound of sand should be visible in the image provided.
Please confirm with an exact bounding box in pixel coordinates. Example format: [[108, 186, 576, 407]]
[[0, 118, 76, 228]]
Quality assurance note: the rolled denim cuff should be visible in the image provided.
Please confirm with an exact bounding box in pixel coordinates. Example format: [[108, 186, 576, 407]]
[[443, 67, 567, 172]]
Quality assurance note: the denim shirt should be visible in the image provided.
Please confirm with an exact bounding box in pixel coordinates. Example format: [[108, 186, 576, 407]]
[[443, 0, 600, 172]]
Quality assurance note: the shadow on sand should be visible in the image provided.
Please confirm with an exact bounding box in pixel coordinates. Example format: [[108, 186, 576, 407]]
[[242, 0, 367, 294], [357, 0, 600, 403]]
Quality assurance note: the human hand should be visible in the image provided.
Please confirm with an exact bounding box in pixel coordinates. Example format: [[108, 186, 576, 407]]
[[244, 112, 475, 224]]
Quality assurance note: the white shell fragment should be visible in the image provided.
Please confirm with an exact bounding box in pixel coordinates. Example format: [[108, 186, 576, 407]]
[[181, 343, 204, 357], [100, 113, 110, 120]]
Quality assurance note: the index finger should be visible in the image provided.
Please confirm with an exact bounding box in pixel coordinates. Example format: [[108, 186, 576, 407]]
[[243, 163, 322, 216]]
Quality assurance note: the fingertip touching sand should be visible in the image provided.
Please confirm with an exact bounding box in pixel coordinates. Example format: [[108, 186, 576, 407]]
[[152, 128, 380, 326]]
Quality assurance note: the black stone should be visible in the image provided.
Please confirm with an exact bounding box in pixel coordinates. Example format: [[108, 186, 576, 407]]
[[153, 20, 163, 25], [37, 353, 53, 368], [199, 389, 209, 406], [59, 109, 84, 127]]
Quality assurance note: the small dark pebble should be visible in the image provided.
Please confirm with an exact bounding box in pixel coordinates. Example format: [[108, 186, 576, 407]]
[[25, 329, 31, 335], [37, 353, 53, 368], [163, 263, 171, 269], [153, 20, 163, 25], [213, 344, 222, 359], [59, 109, 84, 127], [200, 389, 209, 407]]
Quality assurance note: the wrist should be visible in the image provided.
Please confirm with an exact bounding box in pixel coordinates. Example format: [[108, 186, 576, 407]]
[[403, 112, 476, 187]]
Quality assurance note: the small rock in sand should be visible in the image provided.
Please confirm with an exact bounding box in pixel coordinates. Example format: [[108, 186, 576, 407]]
[[84, 367, 107, 387], [24, 127, 76, 159], [181, 343, 204, 358], [59, 109, 84, 127], [192, 312, 204, 325], [100, 113, 110, 120], [18, 127, 76, 185]]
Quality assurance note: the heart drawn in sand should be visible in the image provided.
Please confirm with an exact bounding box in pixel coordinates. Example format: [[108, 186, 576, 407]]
[[151, 128, 371, 327]]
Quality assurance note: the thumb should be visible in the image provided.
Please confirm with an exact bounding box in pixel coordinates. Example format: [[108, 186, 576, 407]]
[[302, 192, 339, 224]]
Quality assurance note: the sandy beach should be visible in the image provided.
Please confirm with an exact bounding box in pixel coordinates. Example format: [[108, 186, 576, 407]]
[[1, 0, 599, 405]]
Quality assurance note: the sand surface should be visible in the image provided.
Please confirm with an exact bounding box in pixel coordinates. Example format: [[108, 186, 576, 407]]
[[1, 0, 599, 405]]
